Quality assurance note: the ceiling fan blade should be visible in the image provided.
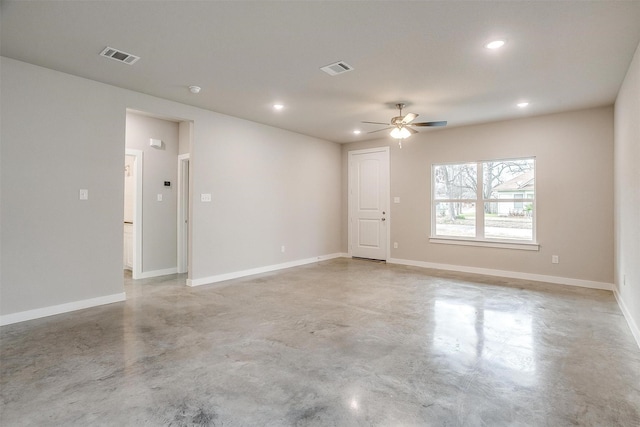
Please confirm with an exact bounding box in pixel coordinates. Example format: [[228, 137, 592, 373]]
[[412, 121, 448, 127], [367, 127, 393, 134], [406, 126, 418, 134], [362, 121, 391, 125], [402, 113, 418, 124]]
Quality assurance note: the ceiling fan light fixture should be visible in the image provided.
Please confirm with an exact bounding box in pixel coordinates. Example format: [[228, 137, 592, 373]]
[[390, 127, 411, 139], [362, 103, 447, 145], [485, 40, 506, 50]]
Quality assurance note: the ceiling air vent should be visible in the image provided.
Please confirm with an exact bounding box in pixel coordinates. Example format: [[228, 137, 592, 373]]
[[100, 47, 140, 65], [320, 61, 354, 76]]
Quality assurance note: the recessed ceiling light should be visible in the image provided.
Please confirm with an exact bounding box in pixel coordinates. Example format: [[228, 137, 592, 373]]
[[273, 104, 284, 110], [485, 40, 506, 49], [517, 102, 529, 108], [188, 86, 201, 94], [353, 130, 361, 135]]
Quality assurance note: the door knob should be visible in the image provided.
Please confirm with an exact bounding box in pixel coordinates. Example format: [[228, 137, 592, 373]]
[[381, 217, 386, 221]]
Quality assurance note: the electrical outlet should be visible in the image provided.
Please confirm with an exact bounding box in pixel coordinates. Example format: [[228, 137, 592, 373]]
[[393, 242, 398, 249], [281, 245, 285, 253], [552, 255, 559, 264], [157, 194, 163, 202], [79, 189, 88, 200], [200, 193, 212, 202]]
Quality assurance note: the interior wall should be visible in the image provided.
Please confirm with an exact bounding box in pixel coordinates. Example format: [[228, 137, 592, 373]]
[[125, 112, 179, 273], [614, 40, 640, 339], [1, 59, 125, 314], [178, 121, 192, 155], [190, 117, 342, 280], [342, 106, 614, 285], [0, 57, 342, 318]]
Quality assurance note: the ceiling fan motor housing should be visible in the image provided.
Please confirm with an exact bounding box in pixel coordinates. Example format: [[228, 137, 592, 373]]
[[362, 102, 447, 136]]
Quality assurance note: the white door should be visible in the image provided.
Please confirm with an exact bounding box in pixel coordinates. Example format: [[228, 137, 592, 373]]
[[177, 154, 190, 274], [125, 149, 143, 279], [349, 147, 389, 260], [123, 223, 133, 269]]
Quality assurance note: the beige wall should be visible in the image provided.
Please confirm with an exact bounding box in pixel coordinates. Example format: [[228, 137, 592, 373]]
[[343, 106, 614, 285], [0, 57, 342, 318], [178, 121, 192, 155], [189, 116, 342, 280], [125, 113, 179, 273], [614, 40, 640, 340], [1, 59, 126, 314]]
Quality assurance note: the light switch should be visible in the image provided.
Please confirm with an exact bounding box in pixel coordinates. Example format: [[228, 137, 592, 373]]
[[79, 189, 88, 200], [393, 197, 400, 203], [157, 194, 163, 202], [201, 193, 212, 202]]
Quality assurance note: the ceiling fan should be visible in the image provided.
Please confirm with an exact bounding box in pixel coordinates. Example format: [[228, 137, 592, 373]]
[[362, 103, 447, 147]]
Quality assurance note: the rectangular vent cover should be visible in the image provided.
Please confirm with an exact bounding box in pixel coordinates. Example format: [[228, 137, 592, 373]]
[[100, 47, 140, 65], [320, 61, 354, 76]]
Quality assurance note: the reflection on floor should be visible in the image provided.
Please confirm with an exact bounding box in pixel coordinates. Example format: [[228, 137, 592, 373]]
[[1, 259, 639, 425]]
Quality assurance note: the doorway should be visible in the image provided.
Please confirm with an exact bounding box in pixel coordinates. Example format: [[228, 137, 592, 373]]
[[124, 149, 143, 278], [124, 110, 191, 281], [348, 147, 390, 261]]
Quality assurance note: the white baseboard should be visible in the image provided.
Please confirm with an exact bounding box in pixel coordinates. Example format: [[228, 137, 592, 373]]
[[187, 253, 347, 287], [387, 258, 613, 291], [613, 287, 640, 350], [0, 292, 126, 326], [137, 267, 178, 279]]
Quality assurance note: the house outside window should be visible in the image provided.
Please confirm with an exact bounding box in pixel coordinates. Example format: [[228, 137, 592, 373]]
[[432, 157, 536, 246]]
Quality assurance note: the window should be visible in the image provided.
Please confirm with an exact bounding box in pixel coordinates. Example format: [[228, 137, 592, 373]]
[[513, 194, 524, 210], [432, 157, 536, 247]]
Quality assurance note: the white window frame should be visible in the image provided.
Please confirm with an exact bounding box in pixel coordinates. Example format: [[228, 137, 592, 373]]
[[430, 157, 538, 251]]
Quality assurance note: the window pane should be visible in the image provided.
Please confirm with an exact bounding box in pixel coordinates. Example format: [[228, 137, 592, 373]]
[[435, 202, 476, 237], [483, 159, 535, 200], [433, 163, 477, 200], [484, 202, 533, 240]]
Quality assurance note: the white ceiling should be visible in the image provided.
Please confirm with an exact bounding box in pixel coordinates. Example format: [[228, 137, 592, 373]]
[[2, 1, 639, 143]]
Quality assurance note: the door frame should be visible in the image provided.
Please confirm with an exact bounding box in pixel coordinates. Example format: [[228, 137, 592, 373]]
[[348, 146, 390, 260], [125, 149, 143, 279], [177, 153, 190, 274]]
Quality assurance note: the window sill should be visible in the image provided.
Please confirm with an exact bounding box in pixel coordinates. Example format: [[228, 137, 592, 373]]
[[429, 237, 540, 251]]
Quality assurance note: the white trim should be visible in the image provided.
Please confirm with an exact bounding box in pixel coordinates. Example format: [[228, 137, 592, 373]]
[[125, 149, 143, 279], [137, 267, 178, 279], [613, 287, 640, 349], [387, 257, 613, 291], [429, 237, 540, 251], [177, 153, 190, 274], [187, 253, 346, 287], [0, 293, 126, 326]]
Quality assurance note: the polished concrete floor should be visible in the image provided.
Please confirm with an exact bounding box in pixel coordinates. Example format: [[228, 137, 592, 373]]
[[1, 258, 639, 426]]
